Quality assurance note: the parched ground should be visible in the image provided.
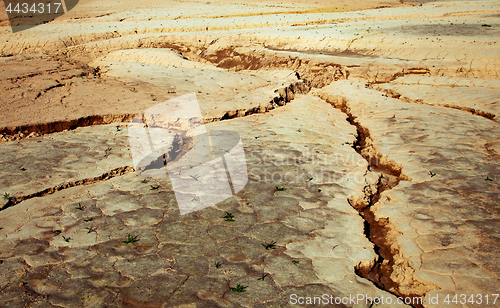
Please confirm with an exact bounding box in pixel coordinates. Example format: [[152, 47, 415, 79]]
[[0, 0, 499, 307]]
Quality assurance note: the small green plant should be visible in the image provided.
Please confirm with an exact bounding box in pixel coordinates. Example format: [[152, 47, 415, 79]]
[[2, 192, 9, 200], [62, 236, 71, 242], [141, 179, 149, 184], [75, 203, 85, 211], [229, 283, 248, 293], [198, 90, 202, 94], [292, 260, 299, 264], [482, 24, 492, 27], [167, 90, 176, 94], [307, 176, 313, 182], [485, 176, 493, 181], [122, 234, 139, 244], [343, 141, 352, 145], [116, 126, 121, 132], [275, 186, 286, 191], [369, 297, 381, 308], [104, 147, 112, 157], [297, 128, 301, 132], [257, 273, 269, 281], [215, 261, 223, 268], [86, 227, 97, 234], [189, 174, 200, 181], [262, 241, 277, 250], [223, 212, 235, 222], [83, 218, 93, 222], [429, 171, 436, 177], [150, 185, 160, 190], [317, 188, 322, 192]]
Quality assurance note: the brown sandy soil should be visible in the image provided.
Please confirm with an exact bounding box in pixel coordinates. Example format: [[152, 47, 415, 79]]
[[0, 0, 499, 307]]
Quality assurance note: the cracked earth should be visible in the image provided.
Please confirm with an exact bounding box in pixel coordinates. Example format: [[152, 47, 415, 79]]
[[0, 0, 499, 307]]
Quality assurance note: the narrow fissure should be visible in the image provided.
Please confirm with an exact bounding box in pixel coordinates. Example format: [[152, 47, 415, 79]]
[[319, 94, 438, 308], [0, 166, 135, 211], [370, 84, 496, 121]]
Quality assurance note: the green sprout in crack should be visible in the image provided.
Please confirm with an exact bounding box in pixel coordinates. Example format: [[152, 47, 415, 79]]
[[150, 185, 160, 190], [275, 186, 286, 191], [104, 147, 112, 157], [2, 192, 9, 200], [223, 212, 235, 222], [229, 283, 248, 293], [482, 24, 492, 27], [343, 141, 352, 145], [485, 176, 494, 181], [86, 227, 97, 234], [141, 179, 149, 184], [75, 203, 85, 211], [62, 236, 71, 242], [307, 176, 313, 182], [257, 273, 269, 281], [122, 234, 139, 244], [215, 261, 223, 269], [369, 297, 381, 308], [297, 128, 301, 132], [292, 260, 300, 264], [262, 241, 277, 250], [189, 174, 200, 181], [116, 126, 121, 132], [83, 218, 93, 222], [429, 171, 436, 177]]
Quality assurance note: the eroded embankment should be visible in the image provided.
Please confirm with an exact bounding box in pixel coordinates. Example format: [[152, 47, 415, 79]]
[[0, 79, 310, 142], [316, 93, 438, 308]]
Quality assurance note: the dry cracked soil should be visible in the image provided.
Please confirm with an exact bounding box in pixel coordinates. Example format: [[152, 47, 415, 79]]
[[0, 0, 499, 307]]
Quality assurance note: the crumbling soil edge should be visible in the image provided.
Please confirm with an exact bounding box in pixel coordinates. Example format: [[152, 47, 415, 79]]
[[314, 92, 439, 308], [0, 80, 311, 143], [0, 166, 135, 212]]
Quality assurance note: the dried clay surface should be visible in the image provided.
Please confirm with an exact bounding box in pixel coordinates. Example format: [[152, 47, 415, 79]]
[[0, 0, 499, 307]]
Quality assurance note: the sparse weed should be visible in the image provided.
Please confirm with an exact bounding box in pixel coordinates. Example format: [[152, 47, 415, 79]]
[[2, 192, 9, 200], [86, 227, 97, 234], [75, 203, 85, 211], [275, 186, 286, 191], [141, 179, 149, 184], [223, 212, 235, 222], [122, 234, 139, 244], [215, 261, 223, 268], [262, 241, 277, 250], [485, 176, 493, 181], [292, 260, 299, 264], [257, 273, 269, 281], [83, 218, 93, 222], [429, 171, 436, 177], [150, 185, 160, 190], [229, 283, 248, 293], [189, 174, 200, 181], [62, 236, 71, 242]]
